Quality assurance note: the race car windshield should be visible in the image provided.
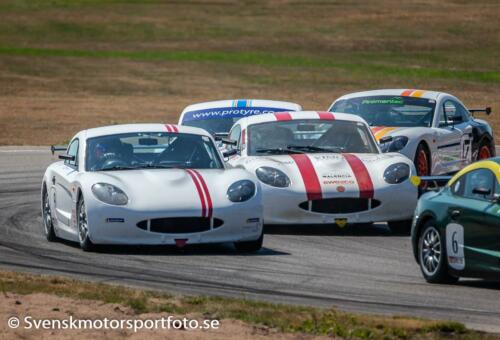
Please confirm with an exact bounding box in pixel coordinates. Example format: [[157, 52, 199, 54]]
[[331, 96, 436, 127], [247, 119, 379, 156], [85, 132, 223, 171]]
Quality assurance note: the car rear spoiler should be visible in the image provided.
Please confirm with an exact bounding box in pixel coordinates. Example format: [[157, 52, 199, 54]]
[[50, 145, 67, 155], [411, 175, 452, 196], [469, 107, 492, 116]]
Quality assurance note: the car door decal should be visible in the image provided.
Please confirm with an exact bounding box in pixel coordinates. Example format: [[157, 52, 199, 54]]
[[437, 142, 461, 149], [343, 154, 374, 199], [460, 133, 472, 163], [446, 223, 465, 270]]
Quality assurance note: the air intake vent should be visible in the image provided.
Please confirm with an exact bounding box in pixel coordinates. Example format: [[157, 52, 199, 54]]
[[299, 198, 381, 214], [136, 217, 223, 233]]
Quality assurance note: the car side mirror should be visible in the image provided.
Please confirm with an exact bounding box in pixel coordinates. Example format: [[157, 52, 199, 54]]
[[495, 194, 500, 204], [472, 187, 491, 196], [223, 149, 238, 158], [58, 154, 75, 162], [451, 115, 463, 124], [221, 138, 237, 146]]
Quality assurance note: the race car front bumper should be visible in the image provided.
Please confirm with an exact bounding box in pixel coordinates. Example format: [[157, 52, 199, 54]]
[[261, 180, 417, 225], [85, 199, 263, 245]]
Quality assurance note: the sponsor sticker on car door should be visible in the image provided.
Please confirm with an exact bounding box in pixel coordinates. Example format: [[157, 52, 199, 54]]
[[446, 223, 465, 270]]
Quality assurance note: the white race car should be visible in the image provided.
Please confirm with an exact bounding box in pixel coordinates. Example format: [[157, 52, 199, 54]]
[[224, 111, 418, 233], [179, 99, 302, 136], [329, 89, 495, 176], [42, 124, 263, 252]]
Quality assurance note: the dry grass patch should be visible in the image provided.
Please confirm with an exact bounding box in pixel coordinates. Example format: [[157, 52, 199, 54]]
[[0, 0, 498, 145], [0, 270, 497, 339]]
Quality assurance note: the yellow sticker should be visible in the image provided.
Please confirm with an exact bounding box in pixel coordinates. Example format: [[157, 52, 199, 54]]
[[410, 176, 421, 187], [335, 218, 348, 228]]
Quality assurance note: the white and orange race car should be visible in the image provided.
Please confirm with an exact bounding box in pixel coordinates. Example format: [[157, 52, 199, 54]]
[[223, 111, 418, 233], [329, 89, 495, 176]]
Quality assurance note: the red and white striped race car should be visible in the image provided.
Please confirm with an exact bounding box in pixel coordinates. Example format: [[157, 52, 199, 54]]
[[224, 111, 418, 233], [43, 123, 263, 251]]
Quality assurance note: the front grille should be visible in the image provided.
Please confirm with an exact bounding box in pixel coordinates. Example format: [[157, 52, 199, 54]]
[[299, 198, 381, 214], [136, 217, 224, 234]]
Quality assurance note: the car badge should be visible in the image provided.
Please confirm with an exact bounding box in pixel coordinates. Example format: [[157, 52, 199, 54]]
[[335, 218, 347, 228]]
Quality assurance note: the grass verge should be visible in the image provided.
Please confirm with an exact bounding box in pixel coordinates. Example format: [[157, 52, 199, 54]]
[[0, 270, 491, 339], [0, 46, 498, 83]]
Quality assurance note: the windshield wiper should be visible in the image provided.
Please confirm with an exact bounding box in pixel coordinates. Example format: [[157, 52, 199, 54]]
[[255, 148, 303, 155], [287, 145, 344, 153], [99, 165, 136, 171], [139, 164, 175, 169]]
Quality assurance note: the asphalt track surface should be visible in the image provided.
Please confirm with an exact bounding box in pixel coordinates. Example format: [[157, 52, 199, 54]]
[[1, 146, 499, 332]]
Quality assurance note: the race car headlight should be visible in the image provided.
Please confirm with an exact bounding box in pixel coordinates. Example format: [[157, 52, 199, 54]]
[[256, 167, 290, 188], [383, 163, 410, 184], [227, 180, 256, 202], [380, 136, 409, 153], [91, 183, 128, 205]]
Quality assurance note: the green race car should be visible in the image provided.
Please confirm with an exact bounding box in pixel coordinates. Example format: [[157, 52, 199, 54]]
[[411, 157, 500, 283]]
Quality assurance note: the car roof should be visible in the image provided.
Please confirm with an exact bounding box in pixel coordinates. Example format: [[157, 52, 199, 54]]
[[82, 123, 211, 139], [334, 89, 444, 101], [448, 157, 500, 186], [181, 99, 302, 115], [236, 111, 367, 126]]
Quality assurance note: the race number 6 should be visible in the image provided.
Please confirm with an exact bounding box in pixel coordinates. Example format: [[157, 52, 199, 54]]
[[446, 223, 465, 270]]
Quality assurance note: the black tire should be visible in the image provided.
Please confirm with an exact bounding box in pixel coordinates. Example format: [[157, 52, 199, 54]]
[[77, 196, 95, 252], [418, 220, 459, 284], [42, 186, 57, 242], [388, 220, 412, 235], [234, 231, 263, 253]]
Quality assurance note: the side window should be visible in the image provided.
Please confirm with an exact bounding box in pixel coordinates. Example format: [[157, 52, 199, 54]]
[[450, 175, 466, 197], [456, 102, 471, 122], [440, 100, 457, 126], [441, 100, 468, 126], [463, 168, 495, 200], [66, 139, 79, 168], [229, 125, 241, 148]]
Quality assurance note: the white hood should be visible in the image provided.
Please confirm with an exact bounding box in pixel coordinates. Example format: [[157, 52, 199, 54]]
[[79, 168, 254, 213], [235, 152, 414, 199]]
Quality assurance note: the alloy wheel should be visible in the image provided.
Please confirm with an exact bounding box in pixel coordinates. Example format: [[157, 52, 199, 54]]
[[416, 149, 429, 176], [78, 201, 89, 243], [478, 145, 491, 160], [420, 226, 442, 277], [43, 191, 52, 234]]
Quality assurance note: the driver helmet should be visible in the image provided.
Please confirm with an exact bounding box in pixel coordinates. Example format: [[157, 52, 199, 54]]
[[94, 143, 107, 160]]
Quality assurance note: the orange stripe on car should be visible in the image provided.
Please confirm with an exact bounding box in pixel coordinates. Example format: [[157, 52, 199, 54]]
[[401, 89, 414, 96], [411, 90, 425, 97], [370, 126, 386, 135], [374, 127, 397, 141]]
